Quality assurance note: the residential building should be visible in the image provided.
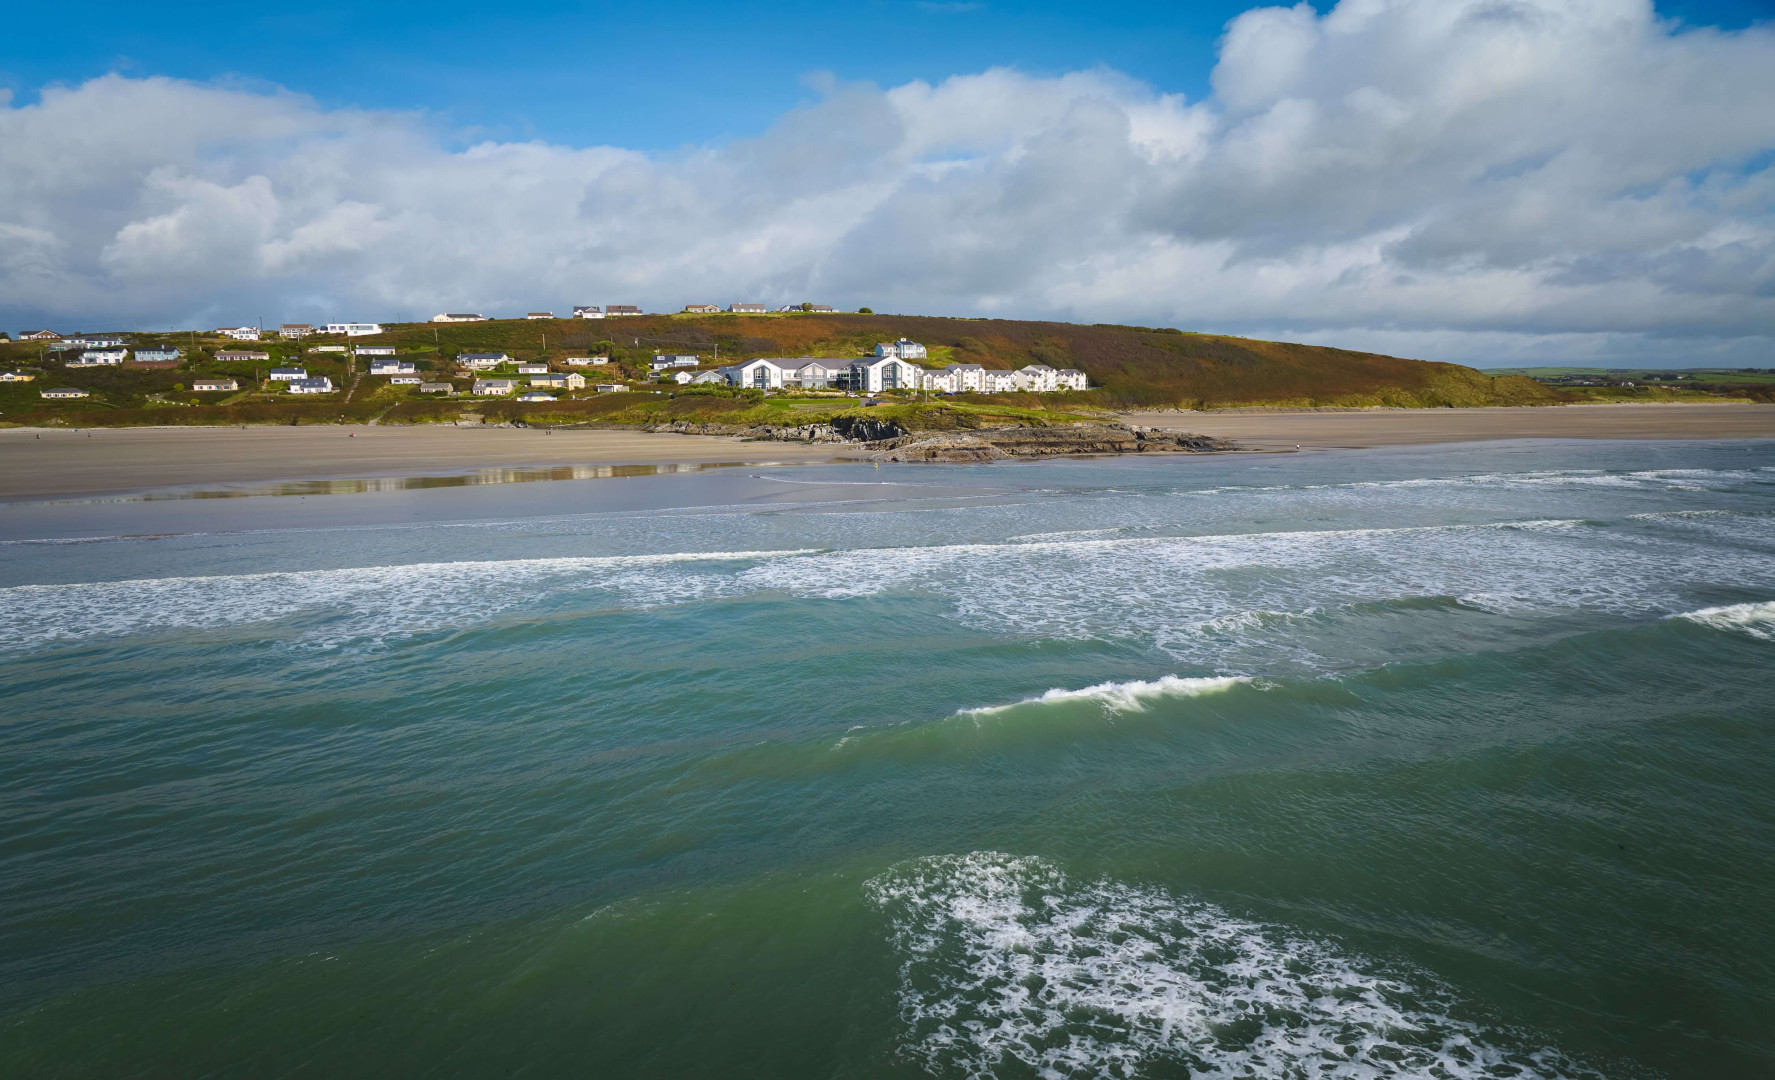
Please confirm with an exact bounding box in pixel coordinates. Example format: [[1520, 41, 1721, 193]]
[[62, 335, 129, 348], [134, 346, 183, 362], [193, 378, 238, 392], [72, 348, 128, 366], [720, 358, 786, 390], [562, 356, 608, 366], [516, 391, 556, 402], [418, 382, 454, 394], [269, 367, 308, 381], [787, 359, 837, 389], [943, 363, 987, 392], [218, 326, 260, 341], [355, 345, 396, 357], [1054, 368, 1088, 391], [728, 303, 768, 314], [516, 362, 549, 375], [41, 387, 89, 399], [595, 383, 629, 392], [526, 312, 556, 320], [472, 378, 518, 395], [808, 305, 836, 313], [369, 359, 418, 375], [21, 330, 61, 340], [432, 313, 486, 323], [845, 356, 924, 393], [572, 306, 604, 319], [683, 304, 720, 314], [458, 352, 511, 370], [981, 369, 1019, 393], [216, 350, 270, 362], [920, 368, 960, 393], [279, 324, 315, 339], [1014, 364, 1059, 392], [309, 345, 348, 353], [288, 377, 334, 394], [874, 338, 927, 361], [687, 370, 726, 385], [651, 354, 699, 369], [327, 322, 383, 336], [657, 369, 695, 384], [390, 375, 423, 385], [1, 371, 37, 382], [605, 305, 643, 316], [529, 372, 586, 389]]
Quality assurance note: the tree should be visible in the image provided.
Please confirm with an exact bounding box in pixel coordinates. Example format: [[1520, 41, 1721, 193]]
[[800, 302, 813, 312], [858, 307, 874, 314]]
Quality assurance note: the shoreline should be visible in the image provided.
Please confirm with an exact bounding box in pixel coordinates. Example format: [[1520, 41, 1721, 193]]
[[2, 401, 1772, 502]]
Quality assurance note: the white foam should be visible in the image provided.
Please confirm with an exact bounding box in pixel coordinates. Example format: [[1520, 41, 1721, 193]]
[[961, 675, 1249, 717], [1674, 601, 1775, 641], [867, 852, 1600, 1080]]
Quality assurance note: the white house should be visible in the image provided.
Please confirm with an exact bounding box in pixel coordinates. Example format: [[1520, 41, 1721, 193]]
[[1054, 368, 1088, 391], [308, 345, 348, 353], [721, 358, 785, 389], [215, 350, 270, 362], [516, 362, 549, 375], [355, 345, 396, 357], [269, 367, 308, 381], [874, 338, 927, 361], [193, 378, 238, 392], [572, 306, 604, 319], [431, 313, 486, 323], [459, 352, 511, 370], [472, 378, 518, 395], [848, 356, 924, 393], [73, 348, 127, 366], [327, 322, 383, 336], [687, 370, 726, 385], [562, 356, 609, 366], [390, 375, 423, 385], [41, 387, 89, 399], [516, 390, 555, 401], [595, 383, 629, 392], [288, 377, 334, 394], [526, 312, 555, 320], [1014, 365, 1060, 392], [657, 369, 695, 384], [651, 354, 698, 369], [0, 371, 37, 382], [808, 305, 836, 313], [683, 304, 720, 314], [134, 346, 182, 362], [530, 372, 585, 389], [218, 326, 260, 341], [418, 382, 454, 393], [369, 359, 418, 375], [62, 335, 128, 348], [279, 324, 315, 339], [728, 303, 768, 314], [21, 330, 62, 341], [605, 305, 643, 316]]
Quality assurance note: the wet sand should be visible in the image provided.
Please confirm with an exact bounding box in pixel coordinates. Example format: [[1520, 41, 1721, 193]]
[[0, 425, 850, 501], [1125, 402, 1775, 450]]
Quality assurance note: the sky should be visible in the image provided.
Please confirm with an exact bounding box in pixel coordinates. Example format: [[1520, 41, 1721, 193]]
[[2, 0, 1773, 365]]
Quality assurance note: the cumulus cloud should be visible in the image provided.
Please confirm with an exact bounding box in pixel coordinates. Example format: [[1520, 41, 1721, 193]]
[[1, 0, 1772, 364]]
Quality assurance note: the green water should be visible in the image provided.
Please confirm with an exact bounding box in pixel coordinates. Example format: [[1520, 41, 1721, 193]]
[[3, 441, 1773, 1077]]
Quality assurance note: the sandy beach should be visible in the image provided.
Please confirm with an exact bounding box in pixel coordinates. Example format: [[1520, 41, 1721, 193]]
[[1126, 402, 1775, 450], [0, 425, 850, 501]]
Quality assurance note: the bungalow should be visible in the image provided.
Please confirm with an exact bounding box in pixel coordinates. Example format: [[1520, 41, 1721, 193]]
[[63, 335, 128, 348], [369, 359, 418, 375], [418, 382, 454, 394], [269, 367, 308, 381], [72, 348, 128, 366], [472, 378, 518, 395], [651, 354, 699, 369], [1054, 368, 1088, 391], [605, 305, 643, 316], [562, 355, 609, 366], [683, 304, 720, 314], [1, 371, 37, 382], [216, 350, 270, 362], [529, 372, 586, 389], [218, 326, 260, 341], [134, 346, 183, 362], [355, 345, 396, 356], [279, 324, 315, 339], [193, 378, 238, 392], [389, 375, 423, 385], [41, 387, 89, 399], [572, 306, 604, 319], [288, 377, 335, 394], [308, 345, 348, 353], [657, 369, 696, 384], [327, 322, 384, 336], [728, 303, 768, 314], [515, 390, 556, 402], [516, 362, 549, 375], [459, 352, 511, 370], [808, 305, 836, 313], [433, 313, 486, 323], [21, 330, 61, 340], [873, 338, 927, 361], [595, 383, 630, 392], [526, 312, 556, 320]]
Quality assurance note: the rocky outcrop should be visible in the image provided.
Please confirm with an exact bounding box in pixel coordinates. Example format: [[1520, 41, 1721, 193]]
[[872, 424, 1234, 462], [641, 420, 851, 442]]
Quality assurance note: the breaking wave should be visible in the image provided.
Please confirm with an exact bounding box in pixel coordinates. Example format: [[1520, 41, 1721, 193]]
[[1673, 600, 1775, 641], [960, 675, 1249, 717], [866, 852, 1603, 1080]]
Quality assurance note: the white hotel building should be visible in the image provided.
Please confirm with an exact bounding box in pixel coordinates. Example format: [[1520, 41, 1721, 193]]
[[716, 342, 1086, 394]]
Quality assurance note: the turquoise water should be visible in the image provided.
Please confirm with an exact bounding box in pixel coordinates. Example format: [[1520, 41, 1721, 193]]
[[3, 440, 1774, 1077]]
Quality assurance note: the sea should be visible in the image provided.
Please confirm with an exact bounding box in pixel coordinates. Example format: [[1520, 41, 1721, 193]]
[[2, 437, 1773, 1078]]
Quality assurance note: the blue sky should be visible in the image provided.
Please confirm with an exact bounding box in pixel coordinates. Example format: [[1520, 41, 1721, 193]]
[[4, 0, 1764, 149], [2, 0, 1772, 365]]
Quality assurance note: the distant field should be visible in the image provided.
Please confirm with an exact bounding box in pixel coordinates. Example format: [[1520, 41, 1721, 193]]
[[1485, 366, 1775, 384]]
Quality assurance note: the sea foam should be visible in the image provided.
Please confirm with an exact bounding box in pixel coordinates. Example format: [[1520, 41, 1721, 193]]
[[1674, 601, 1775, 641], [961, 675, 1249, 717], [866, 852, 1601, 1080]]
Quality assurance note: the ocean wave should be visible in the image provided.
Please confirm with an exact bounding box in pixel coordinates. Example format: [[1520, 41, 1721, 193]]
[[866, 852, 1602, 1080], [1673, 601, 1775, 641], [960, 675, 1249, 717]]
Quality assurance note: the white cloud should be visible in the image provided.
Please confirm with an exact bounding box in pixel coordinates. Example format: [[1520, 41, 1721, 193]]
[[2, 0, 1772, 365]]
